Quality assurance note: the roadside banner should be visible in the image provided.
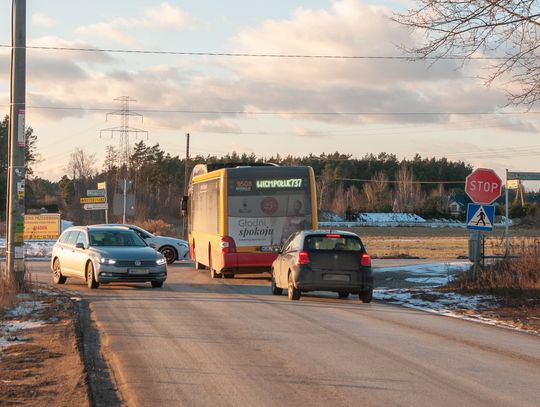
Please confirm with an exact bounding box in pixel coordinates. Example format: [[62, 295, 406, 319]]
[[24, 214, 61, 240]]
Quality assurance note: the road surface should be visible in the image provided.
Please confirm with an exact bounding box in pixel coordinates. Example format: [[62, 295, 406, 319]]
[[28, 261, 539, 407]]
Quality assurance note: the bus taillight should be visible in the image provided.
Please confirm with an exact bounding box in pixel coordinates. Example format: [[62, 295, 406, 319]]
[[221, 236, 236, 253]]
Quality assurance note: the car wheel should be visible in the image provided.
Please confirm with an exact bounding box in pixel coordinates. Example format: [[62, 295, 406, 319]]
[[86, 262, 99, 289], [159, 246, 177, 264], [271, 269, 283, 295], [151, 281, 164, 288], [287, 272, 300, 300], [360, 289, 373, 303], [338, 291, 349, 299], [52, 258, 67, 284], [209, 252, 220, 279]]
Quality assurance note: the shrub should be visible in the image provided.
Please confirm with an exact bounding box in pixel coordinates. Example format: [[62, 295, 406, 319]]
[[138, 219, 173, 236], [447, 241, 540, 305]]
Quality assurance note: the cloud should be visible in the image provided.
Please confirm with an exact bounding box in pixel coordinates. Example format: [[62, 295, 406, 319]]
[[75, 22, 143, 48], [32, 13, 56, 28], [145, 2, 200, 29], [21, 0, 531, 137], [29, 37, 115, 65], [74, 3, 199, 47]]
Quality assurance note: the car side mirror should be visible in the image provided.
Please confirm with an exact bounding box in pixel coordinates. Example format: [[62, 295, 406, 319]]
[[75, 242, 85, 249]]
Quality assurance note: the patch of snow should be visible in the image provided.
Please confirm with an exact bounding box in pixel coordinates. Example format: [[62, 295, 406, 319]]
[[404, 277, 451, 285], [319, 212, 513, 228], [358, 213, 426, 223], [0, 320, 47, 349], [0, 238, 55, 259], [7, 301, 47, 318], [374, 262, 538, 336], [377, 262, 470, 276]]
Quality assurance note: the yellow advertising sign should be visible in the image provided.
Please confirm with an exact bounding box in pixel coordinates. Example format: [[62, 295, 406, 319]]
[[506, 180, 519, 190], [80, 196, 106, 204], [24, 214, 61, 240]]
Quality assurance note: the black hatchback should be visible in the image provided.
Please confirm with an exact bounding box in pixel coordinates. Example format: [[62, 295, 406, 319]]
[[270, 230, 373, 302]]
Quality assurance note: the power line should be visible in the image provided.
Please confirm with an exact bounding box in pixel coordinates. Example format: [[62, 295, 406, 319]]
[[0, 44, 513, 60], [1, 104, 538, 116], [336, 177, 464, 184]]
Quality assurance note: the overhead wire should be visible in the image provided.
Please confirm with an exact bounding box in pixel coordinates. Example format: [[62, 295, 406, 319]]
[[0, 44, 512, 60]]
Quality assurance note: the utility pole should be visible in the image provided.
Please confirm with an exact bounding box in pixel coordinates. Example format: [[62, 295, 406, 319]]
[[5, 0, 26, 286], [101, 97, 147, 223], [182, 133, 190, 239]]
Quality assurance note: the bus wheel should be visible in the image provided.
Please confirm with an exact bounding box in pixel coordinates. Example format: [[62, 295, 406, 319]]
[[209, 253, 220, 279], [193, 244, 205, 270]]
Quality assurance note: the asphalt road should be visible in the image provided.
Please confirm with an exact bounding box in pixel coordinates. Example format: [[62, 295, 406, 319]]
[[28, 261, 539, 407]]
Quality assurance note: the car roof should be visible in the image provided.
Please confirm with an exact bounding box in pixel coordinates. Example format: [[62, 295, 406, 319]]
[[298, 229, 360, 238], [65, 225, 133, 232]]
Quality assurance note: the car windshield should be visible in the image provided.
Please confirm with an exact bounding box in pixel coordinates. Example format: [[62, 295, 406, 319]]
[[89, 230, 147, 247], [305, 235, 362, 251]]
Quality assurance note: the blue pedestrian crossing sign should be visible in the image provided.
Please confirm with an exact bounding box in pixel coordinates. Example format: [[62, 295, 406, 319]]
[[466, 204, 495, 232]]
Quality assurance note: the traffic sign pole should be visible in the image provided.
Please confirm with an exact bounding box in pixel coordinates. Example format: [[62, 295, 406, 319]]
[[505, 169, 509, 256]]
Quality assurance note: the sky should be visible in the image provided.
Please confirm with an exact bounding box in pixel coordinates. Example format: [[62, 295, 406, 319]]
[[1, 0, 540, 184]]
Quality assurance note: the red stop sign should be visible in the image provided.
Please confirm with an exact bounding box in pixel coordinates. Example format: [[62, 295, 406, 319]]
[[465, 168, 502, 204]]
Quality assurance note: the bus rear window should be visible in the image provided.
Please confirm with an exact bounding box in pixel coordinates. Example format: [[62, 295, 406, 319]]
[[305, 236, 362, 251]]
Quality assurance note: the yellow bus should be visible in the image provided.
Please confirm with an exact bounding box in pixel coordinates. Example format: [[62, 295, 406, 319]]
[[186, 164, 318, 278]]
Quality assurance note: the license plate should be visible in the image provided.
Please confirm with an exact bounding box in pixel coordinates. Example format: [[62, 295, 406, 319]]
[[260, 246, 279, 252], [129, 268, 149, 275], [323, 274, 350, 282]]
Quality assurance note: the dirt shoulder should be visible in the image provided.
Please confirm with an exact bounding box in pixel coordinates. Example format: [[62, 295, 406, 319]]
[[0, 286, 121, 407]]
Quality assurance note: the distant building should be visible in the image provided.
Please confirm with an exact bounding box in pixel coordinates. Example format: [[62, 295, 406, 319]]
[[448, 195, 466, 216]]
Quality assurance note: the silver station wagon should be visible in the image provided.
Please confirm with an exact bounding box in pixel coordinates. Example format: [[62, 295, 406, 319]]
[[51, 225, 167, 289]]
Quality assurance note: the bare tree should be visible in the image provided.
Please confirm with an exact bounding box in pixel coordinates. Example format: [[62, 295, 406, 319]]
[[394, 164, 423, 213], [66, 147, 97, 181], [393, 1, 540, 106], [363, 172, 392, 211]]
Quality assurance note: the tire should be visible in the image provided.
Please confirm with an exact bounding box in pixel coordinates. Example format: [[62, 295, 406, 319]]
[[86, 262, 99, 289], [193, 244, 205, 270], [338, 291, 349, 299], [360, 289, 373, 303], [287, 272, 300, 300], [209, 252, 220, 279], [159, 246, 177, 264], [52, 258, 67, 284], [271, 270, 283, 295], [151, 281, 164, 288]]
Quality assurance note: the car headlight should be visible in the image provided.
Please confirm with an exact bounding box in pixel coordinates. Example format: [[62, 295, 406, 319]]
[[100, 257, 117, 265], [156, 257, 167, 265]]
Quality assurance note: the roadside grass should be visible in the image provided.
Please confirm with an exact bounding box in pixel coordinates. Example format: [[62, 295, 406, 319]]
[[445, 241, 540, 306]]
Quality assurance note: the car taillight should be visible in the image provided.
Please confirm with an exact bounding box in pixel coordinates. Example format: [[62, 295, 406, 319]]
[[220, 236, 236, 253], [296, 251, 310, 265], [325, 234, 342, 238], [361, 253, 371, 267]]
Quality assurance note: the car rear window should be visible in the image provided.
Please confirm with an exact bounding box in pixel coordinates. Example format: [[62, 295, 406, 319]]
[[305, 235, 363, 251]]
